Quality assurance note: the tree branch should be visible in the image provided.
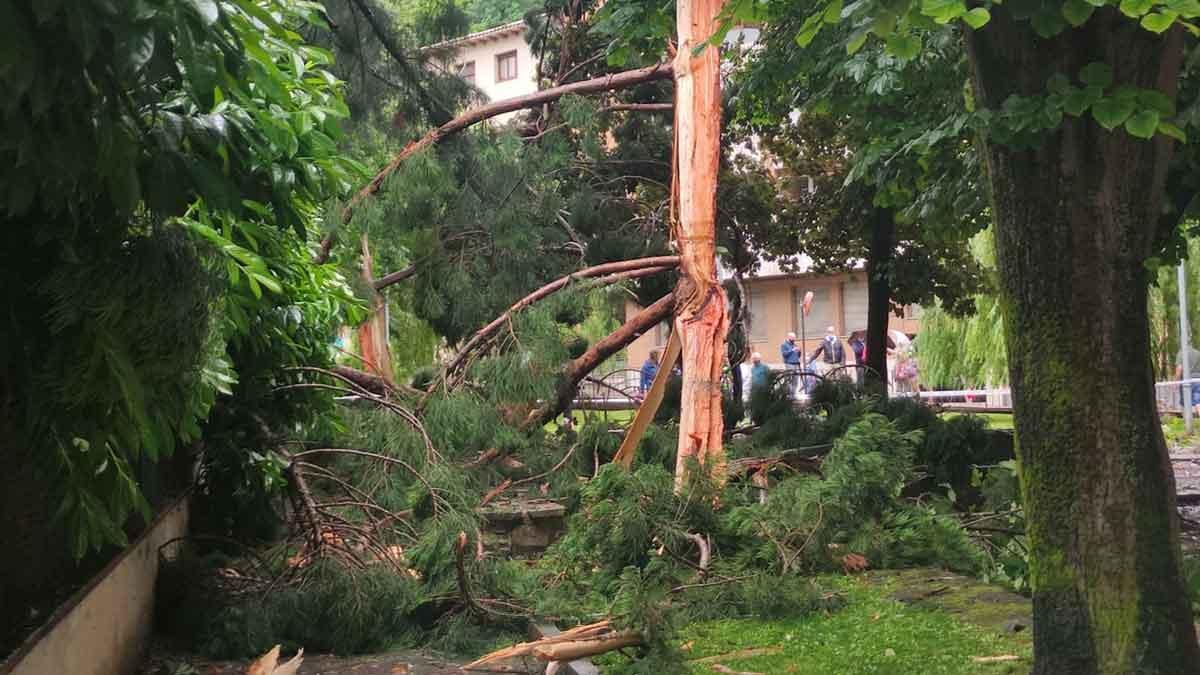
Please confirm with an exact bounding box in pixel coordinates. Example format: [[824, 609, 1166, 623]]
[[343, 63, 674, 223], [372, 264, 418, 290], [443, 256, 679, 382], [345, 0, 450, 121], [523, 291, 676, 429], [600, 103, 674, 113]]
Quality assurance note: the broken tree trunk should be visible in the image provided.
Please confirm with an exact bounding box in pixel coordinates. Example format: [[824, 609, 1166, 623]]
[[533, 633, 642, 661], [357, 235, 393, 382], [613, 329, 682, 469], [524, 291, 676, 429], [671, 0, 727, 490]]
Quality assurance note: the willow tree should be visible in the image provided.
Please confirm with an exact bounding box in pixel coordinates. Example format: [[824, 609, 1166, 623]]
[[791, 0, 1200, 669]]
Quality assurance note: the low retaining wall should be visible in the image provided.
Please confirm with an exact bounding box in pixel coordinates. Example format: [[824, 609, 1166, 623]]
[[0, 496, 189, 675]]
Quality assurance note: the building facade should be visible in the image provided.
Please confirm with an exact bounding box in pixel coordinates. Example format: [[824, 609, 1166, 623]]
[[624, 263, 921, 372], [425, 21, 537, 122]]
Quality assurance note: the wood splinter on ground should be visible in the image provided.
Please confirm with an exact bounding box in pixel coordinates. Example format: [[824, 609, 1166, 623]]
[[463, 620, 642, 670], [245, 644, 303, 675], [971, 655, 1021, 663], [710, 665, 764, 675]]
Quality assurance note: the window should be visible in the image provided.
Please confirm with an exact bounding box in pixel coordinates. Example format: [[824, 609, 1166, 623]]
[[841, 277, 869, 333], [458, 60, 475, 84], [746, 287, 768, 341], [496, 50, 518, 82], [793, 286, 834, 339]]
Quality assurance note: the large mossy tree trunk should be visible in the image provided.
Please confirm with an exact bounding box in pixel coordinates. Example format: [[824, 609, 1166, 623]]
[[672, 0, 728, 489], [965, 12, 1199, 673]]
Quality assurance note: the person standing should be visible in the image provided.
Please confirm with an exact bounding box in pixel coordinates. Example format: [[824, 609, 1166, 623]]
[[640, 349, 660, 394], [780, 331, 802, 398], [1176, 345, 1200, 416], [749, 352, 772, 394], [809, 326, 845, 378], [848, 331, 866, 384]]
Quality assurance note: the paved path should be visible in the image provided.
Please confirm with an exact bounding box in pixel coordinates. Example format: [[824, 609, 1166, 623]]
[[1173, 449, 1200, 550]]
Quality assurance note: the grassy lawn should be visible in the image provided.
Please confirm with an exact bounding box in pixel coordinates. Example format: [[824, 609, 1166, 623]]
[[543, 408, 635, 433], [939, 411, 1013, 431], [602, 574, 1031, 674]]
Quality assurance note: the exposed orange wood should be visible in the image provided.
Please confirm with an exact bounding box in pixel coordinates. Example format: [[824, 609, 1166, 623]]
[[357, 235, 393, 382], [672, 0, 727, 489], [613, 327, 682, 469]]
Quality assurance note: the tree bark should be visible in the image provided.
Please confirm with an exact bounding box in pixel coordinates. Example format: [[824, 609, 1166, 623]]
[[672, 0, 727, 489], [372, 264, 417, 290], [357, 235, 393, 382], [864, 206, 894, 385], [524, 291, 676, 428], [965, 11, 1198, 673]]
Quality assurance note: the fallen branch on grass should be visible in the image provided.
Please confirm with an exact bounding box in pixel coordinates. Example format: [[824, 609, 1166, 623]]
[[726, 447, 827, 480], [464, 620, 636, 670], [683, 532, 711, 580]]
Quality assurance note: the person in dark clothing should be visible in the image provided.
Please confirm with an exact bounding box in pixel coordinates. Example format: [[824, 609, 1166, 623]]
[[808, 326, 845, 377], [848, 331, 866, 384]]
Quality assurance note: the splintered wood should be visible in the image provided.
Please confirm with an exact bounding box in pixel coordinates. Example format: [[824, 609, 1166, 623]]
[[463, 620, 641, 670], [671, 0, 728, 490], [245, 645, 303, 675]]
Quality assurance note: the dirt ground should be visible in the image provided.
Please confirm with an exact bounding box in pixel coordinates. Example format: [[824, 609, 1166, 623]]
[[139, 648, 468, 675]]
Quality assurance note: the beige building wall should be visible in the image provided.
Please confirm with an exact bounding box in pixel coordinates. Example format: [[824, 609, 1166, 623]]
[[625, 270, 921, 370], [429, 23, 537, 123], [2, 498, 189, 675]]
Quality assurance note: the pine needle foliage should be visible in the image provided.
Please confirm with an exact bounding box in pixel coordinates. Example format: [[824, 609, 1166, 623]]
[[160, 551, 424, 659], [728, 414, 983, 576]]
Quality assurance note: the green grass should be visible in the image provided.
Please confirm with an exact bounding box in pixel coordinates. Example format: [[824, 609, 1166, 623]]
[[543, 408, 635, 433], [936, 408, 1012, 427], [601, 575, 1031, 674]]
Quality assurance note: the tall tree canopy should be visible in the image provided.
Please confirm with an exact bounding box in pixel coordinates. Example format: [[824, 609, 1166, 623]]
[[772, 0, 1200, 668]]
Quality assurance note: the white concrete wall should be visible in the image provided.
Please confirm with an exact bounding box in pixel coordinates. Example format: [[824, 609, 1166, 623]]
[[449, 29, 537, 122], [1, 498, 189, 675]]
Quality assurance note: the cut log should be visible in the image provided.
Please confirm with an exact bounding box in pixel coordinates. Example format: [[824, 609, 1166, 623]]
[[532, 632, 643, 661]]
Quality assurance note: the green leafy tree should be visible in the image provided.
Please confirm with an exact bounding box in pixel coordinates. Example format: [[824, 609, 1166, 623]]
[[731, 19, 985, 380], [0, 0, 363, 632], [779, 0, 1200, 667]]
